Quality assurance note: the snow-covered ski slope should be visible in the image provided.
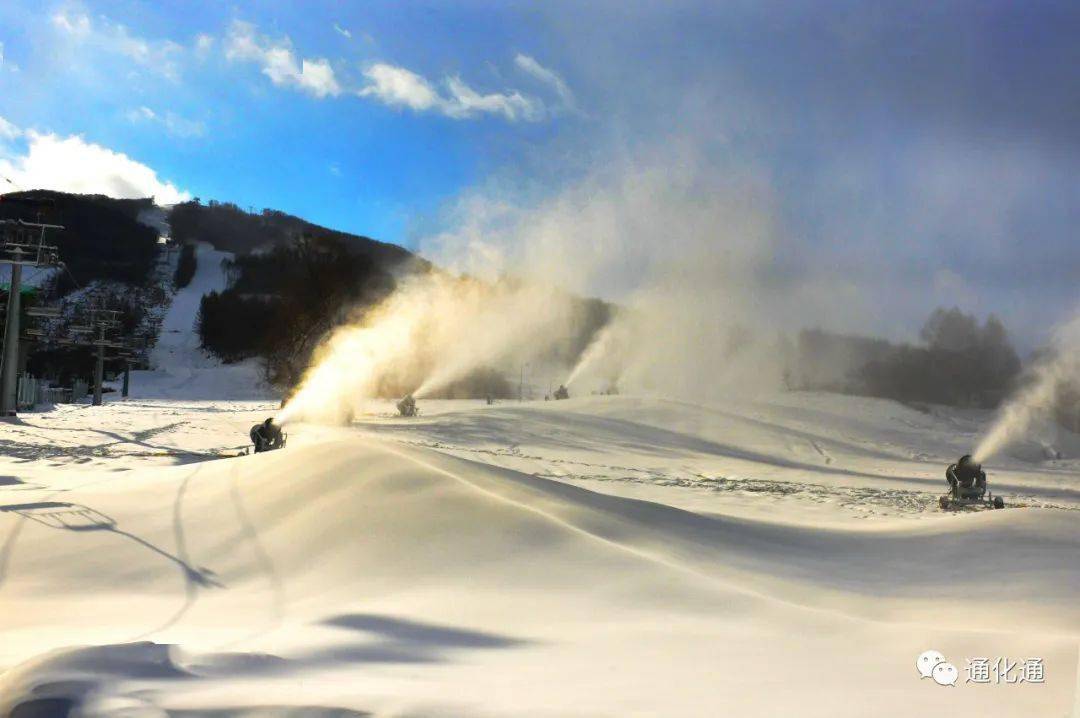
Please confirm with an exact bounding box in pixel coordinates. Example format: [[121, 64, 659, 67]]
[[0, 393, 1077, 716], [128, 242, 270, 400]]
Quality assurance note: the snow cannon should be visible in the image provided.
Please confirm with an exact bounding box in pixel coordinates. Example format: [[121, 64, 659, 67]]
[[939, 454, 1003, 510], [250, 417, 286, 454], [553, 384, 570, 400], [397, 394, 419, 417]]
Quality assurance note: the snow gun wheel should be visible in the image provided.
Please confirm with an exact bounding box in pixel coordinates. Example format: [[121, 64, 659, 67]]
[[993, 496, 1004, 509], [938, 496, 950, 510]]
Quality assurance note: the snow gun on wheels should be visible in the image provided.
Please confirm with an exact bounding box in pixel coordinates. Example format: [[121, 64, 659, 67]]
[[939, 454, 1004, 510], [250, 417, 286, 454]]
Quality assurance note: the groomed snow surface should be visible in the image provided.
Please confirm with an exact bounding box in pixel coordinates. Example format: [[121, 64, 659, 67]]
[[2, 247, 1079, 716], [0, 393, 1078, 717]]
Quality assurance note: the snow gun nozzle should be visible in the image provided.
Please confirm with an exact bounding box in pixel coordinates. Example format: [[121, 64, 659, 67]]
[[956, 453, 983, 472], [250, 417, 285, 453]]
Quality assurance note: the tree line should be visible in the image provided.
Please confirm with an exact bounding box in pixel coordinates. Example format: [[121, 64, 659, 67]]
[[790, 307, 1021, 409], [197, 233, 400, 387]]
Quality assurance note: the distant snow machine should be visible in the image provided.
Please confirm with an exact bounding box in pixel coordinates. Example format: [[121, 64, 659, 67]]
[[553, 384, 570, 400], [250, 418, 285, 453], [939, 454, 1004, 510], [397, 394, 419, 417]]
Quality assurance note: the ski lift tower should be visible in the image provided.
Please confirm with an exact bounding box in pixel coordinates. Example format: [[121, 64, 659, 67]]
[[70, 309, 125, 406], [91, 310, 123, 407], [0, 217, 63, 417]]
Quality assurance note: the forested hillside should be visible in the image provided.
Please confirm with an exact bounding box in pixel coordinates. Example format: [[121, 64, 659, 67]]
[[0, 191, 159, 292], [169, 199, 421, 268], [0, 191, 1049, 412]]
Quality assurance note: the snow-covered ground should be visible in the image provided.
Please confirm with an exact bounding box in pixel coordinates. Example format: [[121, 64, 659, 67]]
[[0, 391, 1077, 716], [126, 242, 269, 401]]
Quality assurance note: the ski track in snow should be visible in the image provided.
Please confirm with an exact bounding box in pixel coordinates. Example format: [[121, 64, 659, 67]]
[[0, 395, 1078, 716]]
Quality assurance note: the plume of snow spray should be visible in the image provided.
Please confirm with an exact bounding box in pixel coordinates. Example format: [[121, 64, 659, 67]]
[[275, 276, 435, 425], [276, 272, 593, 424], [565, 317, 632, 389], [278, 152, 820, 423], [973, 312, 1080, 462]]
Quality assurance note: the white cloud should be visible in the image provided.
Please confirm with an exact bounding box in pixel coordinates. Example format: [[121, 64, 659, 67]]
[[125, 106, 206, 138], [0, 129, 189, 204], [298, 58, 339, 97], [444, 76, 542, 121], [226, 21, 341, 98], [194, 33, 213, 57], [50, 8, 182, 80], [334, 23, 352, 39], [128, 106, 157, 122], [358, 62, 544, 121], [221, 21, 543, 120], [514, 54, 575, 111], [358, 63, 441, 111], [50, 9, 91, 37], [0, 115, 19, 142]]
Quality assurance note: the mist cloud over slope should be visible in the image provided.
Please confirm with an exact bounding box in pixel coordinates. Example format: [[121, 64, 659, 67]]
[[275, 1, 1080, 423], [280, 152, 808, 422]]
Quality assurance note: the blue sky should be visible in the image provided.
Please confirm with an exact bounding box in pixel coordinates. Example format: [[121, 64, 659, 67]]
[[0, 1, 574, 242], [0, 1, 1077, 347]]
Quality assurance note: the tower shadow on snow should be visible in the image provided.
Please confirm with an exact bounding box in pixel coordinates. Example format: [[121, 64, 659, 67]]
[[0, 500, 222, 589]]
